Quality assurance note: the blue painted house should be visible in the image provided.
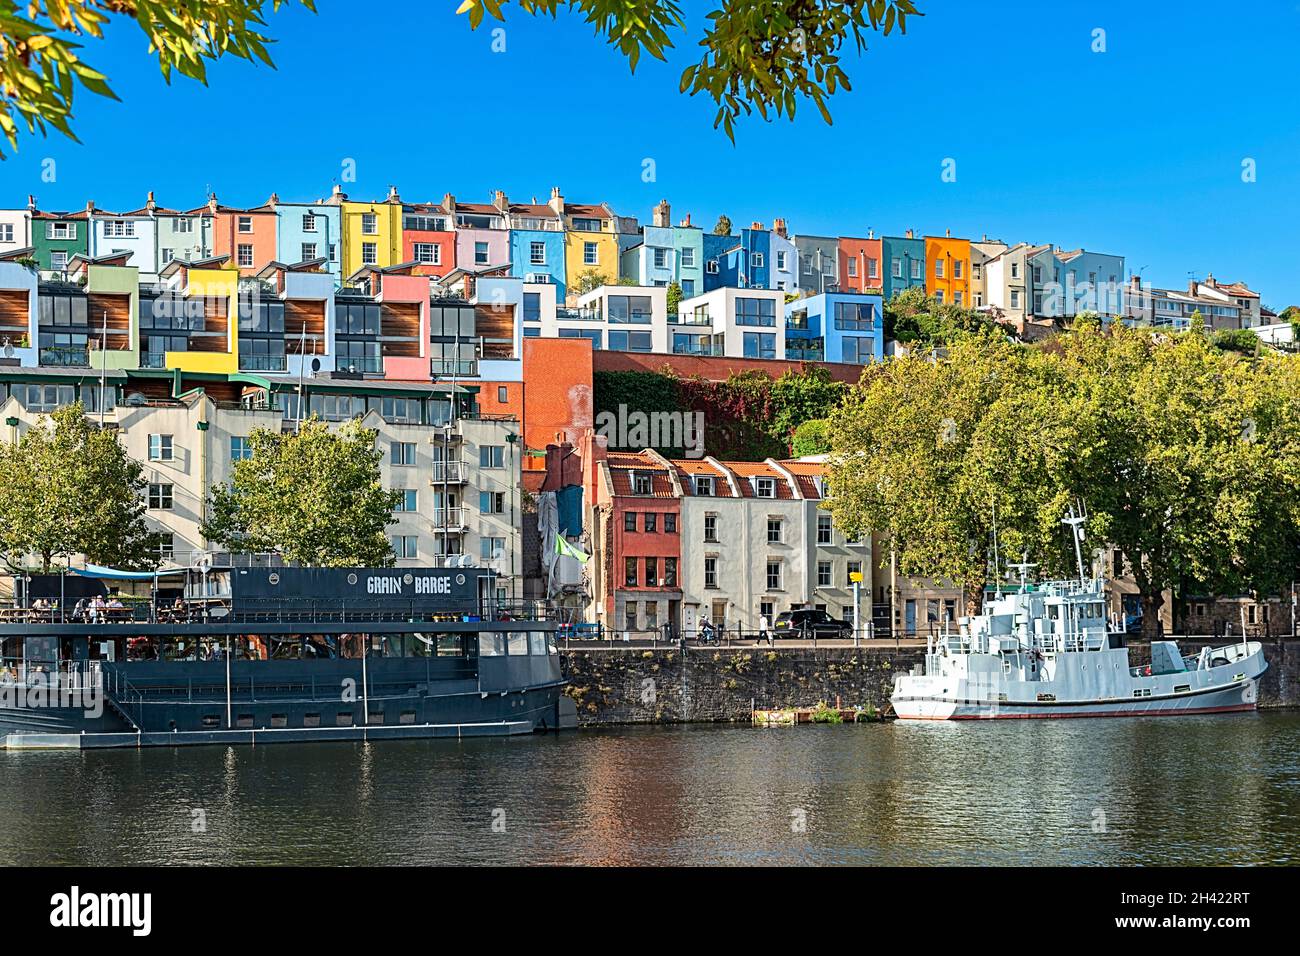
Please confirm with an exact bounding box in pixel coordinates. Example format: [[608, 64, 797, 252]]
[[510, 227, 566, 302], [718, 225, 774, 289], [784, 291, 884, 365], [702, 232, 737, 291], [274, 201, 342, 283], [881, 232, 926, 300]]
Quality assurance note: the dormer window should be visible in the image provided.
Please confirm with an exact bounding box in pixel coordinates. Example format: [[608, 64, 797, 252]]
[[633, 472, 653, 495], [755, 477, 776, 498], [694, 475, 714, 496]]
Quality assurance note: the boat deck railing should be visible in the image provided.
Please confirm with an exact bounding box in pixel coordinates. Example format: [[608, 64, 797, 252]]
[[0, 658, 102, 691]]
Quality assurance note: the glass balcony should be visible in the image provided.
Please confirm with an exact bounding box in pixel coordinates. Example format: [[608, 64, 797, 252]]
[[140, 351, 168, 368], [40, 346, 90, 367], [239, 354, 288, 372], [431, 358, 478, 377]]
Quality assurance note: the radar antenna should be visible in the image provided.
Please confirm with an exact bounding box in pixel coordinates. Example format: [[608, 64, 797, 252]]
[[1062, 500, 1089, 583], [1007, 552, 1037, 592]]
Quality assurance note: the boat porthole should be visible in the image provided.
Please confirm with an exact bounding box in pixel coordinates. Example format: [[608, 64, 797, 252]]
[[456, 574, 466, 586], [347, 573, 358, 585], [268, 572, 279, 586], [403, 573, 414, 585]]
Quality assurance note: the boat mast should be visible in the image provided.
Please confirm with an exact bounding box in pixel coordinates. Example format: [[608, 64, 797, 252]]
[[1062, 502, 1088, 583]]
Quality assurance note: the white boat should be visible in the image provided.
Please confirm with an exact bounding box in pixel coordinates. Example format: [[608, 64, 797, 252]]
[[890, 510, 1268, 721]]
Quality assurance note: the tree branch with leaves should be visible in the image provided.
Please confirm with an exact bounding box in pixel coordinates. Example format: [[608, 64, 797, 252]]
[[456, 0, 921, 140]]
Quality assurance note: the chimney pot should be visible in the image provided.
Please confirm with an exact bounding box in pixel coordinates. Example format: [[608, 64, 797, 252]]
[[905, 229, 914, 239], [945, 228, 951, 238]]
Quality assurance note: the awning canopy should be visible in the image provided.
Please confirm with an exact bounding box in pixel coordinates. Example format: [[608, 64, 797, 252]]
[[70, 564, 188, 581]]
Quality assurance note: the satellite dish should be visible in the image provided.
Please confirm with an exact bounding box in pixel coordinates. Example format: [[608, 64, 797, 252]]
[[311, 357, 321, 372], [2, 339, 12, 358]]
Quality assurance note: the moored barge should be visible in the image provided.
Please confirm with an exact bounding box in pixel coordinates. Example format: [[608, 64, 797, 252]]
[[0, 565, 574, 749]]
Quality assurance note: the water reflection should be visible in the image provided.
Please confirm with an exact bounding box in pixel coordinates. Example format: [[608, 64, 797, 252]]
[[1, 713, 1296, 865]]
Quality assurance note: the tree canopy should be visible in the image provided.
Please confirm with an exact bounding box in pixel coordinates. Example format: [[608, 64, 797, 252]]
[[883, 285, 1002, 345], [457, 1, 922, 139], [824, 322, 1300, 633], [202, 417, 401, 567], [1, 0, 314, 157], [0, 403, 161, 572]]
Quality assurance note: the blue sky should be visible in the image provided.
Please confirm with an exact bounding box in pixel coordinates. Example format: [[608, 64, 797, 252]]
[[3, 0, 1298, 304]]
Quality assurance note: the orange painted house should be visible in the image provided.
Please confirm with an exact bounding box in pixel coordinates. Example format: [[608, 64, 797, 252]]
[[925, 232, 972, 307], [198, 194, 278, 277], [838, 235, 883, 293], [401, 202, 457, 279]]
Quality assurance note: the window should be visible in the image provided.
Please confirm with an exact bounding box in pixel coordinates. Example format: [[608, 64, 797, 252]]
[[480, 537, 505, 560], [935, 260, 945, 278], [361, 213, 377, 235], [583, 241, 599, 265], [954, 260, 964, 279], [645, 601, 658, 630], [633, 472, 653, 495], [329, 244, 338, 261], [497, 386, 508, 403], [608, 330, 653, 352], [479, 491, 505, 514], [414, 243, 440, 264], [868, 257, 879, 279], [625, 557, 638, 588], [529, 241, 546, 266], [933, 290, 945, 304], [607, 294, 653, 324], [767, 517, 783, 543], [817, 514, 832, 545], [706, 259, 719, 275], [148, 483, 173, 510], [681, 279, 695, 296], [625, 512, 637, 532], [394, 489, 418, 512], [776, 251, 787, 271], [664, 557, 678, 587], [843, 336, 875, 364], [644, 512, 657, 533], [834, 301, 876, 331], [766, 560, 782, 591], [891, 257, 902, 278], [302, 214, 318, 232], [572, 217, 602, 232], [0, 224, 13, 243], [47, 221, 76, 240], [50, 250, 68, 270], [362, 242, 377, 265], [664, 513, 677, 534], [735, 297, 776, 326], [742, 332, 776, 359], [755, 477, 776, 498], [474, 242, 489, 265], [175, 218, 193, 234], [147, 434, 173, 462], [645, 557, 659, 585], [301, 243, 317, 261], [694, 476, 714, 497], [653, 247, 668, 269], [155, 534, 175, 562], [1010, 261, 1021, 280], [383, 442, 416, 469], [818, 561, 832, 587], [390, 535, 418, 559], [953, 291, 963, 306], [237, 244, 254, 267], [161, 248, 174, 264], [680, 248, 695, 267], [1010, 290, 1021, 309], [479, 445, 505, 468], [847, 258, 858, 278], [973, 262, 982, 280], [751, 252, 764, 269], [910, 260, 922, 279], [103, 219, 135, 238], [522, 292, 541, 323], [704, 557, 718, 589], [704, 513, 718, 542], [237, 216, 253, 233], [226, 436, 256, 463]]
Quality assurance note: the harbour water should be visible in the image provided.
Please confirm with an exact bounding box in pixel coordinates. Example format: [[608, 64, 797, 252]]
[[2, 713, 1298, 866]]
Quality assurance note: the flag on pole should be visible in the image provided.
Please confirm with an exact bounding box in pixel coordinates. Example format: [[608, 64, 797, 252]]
[[555, 535, 590, 564]]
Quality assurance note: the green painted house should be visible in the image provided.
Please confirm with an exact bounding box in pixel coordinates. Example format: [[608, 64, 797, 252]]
[[30, 200, 90, 277]]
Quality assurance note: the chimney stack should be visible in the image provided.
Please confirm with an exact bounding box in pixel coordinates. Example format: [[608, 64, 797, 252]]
[[653, 199, 671, 228], [27, 194, 36, 214], [945, 228, 951, 238], [750, 221, 764, 231], [773, 217, 788, 238], [146, 191, 157, 213], [386, 185, 401, 204], [1205, 272, 1217, 288], [267, 192, 279, 208], [442, 192, 456, 213], [327, 184, 347, 205], [207, 194, 218, 215], [681, 213, 692, 227], [905, 229, 914, 239], [1189, 278, 1199, 297], [867, 228, 874, 240], [548, 186, 564, 217], [85, 200, 95, 215], [492, 189, 508, 213]]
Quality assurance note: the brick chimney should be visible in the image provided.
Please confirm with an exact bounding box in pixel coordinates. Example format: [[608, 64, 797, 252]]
[[85, 200, 95, 215], [750, 221, 764, 231], [548, 186, 564, 217], [27, 194, 36, 214], [653, 199, 671, 228], [492, 189, 509, 213], [1204, 272, 1217, 288], [945, 228, 951, 238], [905, 229, 914, 239], [326, 184, 347, 205], [867, 228, 874, 240], [773, 217, 789, 239], [680, 213, 692, 227], [266, 192, 279, 208], [207, 194, 218, 215], [442, 192, 456, 214], [386, 185, 401, 204], [146, 191, 157, 213], [1189, 278, 1199, 297]]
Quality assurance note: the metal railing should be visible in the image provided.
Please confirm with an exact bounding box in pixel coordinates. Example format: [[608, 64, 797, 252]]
[[39, 346, 90, 367], [430, 358, 478, 377], [238, 354, 288, 372], [429, 507, 466, 528], [429, 461, 466, 482]]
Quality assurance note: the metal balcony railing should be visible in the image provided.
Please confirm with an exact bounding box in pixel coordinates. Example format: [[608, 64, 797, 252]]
[[429, 508, 466, 529], [430, 358, 478, 377], [40, 346, 90, 367], [429, 461, 466, 483], [239, 354, 288, 372]]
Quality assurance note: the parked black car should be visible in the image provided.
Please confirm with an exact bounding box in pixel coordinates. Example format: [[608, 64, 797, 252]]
[[772, 608, 853, 638]]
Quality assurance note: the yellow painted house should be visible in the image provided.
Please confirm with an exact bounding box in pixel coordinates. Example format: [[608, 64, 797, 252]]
[[560, 195, 619, 292], [925, 233, 972, 308], [330, 186, 404, 279]]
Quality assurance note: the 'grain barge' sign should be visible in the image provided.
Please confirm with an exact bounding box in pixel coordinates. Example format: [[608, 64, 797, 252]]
[[230, 567, 489, 612]]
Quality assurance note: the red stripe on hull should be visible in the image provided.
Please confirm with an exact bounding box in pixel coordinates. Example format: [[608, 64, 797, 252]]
[[901, 703, 1257, 720]]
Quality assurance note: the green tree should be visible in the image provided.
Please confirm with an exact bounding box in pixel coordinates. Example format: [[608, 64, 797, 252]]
[[457, 1, 921, 140], [665, 280, 683, 315], [1209, 327, 1259, 355], [0, 403, 160, 572], [202, 417, 401, 567], [1, 1, 315, 157], [1048, 325, 1300, 637], [712, 214, 732, 236], [825, 331, 1071, 613], [884, 285, 995, 345], [571, 268, 613, 295], [791, 418, 831, 457]]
